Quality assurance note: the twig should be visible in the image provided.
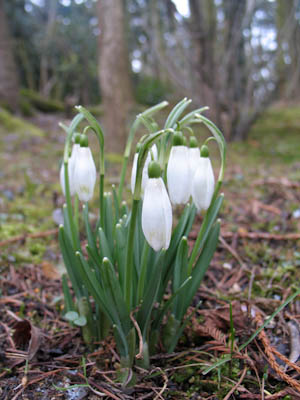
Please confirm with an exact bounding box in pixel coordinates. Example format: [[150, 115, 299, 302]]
[[219, 235, 246, 267], [130, 310, 144, 359], [0, 228, 58, 247], [223, 366, 247, 400]]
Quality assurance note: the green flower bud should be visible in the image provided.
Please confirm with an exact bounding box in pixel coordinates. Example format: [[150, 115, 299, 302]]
[[80, 133, 89, 148], [74, 133, 81, 144], [200, 144, 209, 157], [173, 131, 184, 146], [189, 136, 198, 148], [148, 161, 161, 178]]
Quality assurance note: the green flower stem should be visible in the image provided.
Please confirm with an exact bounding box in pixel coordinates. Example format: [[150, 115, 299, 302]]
[[124, 199, 139, 310], [100, 173, 104, 228], [62, 113, 84, 249], [75, 106, 105, 227], [118, 118, 139, 203], [74, 195, 79, 232], [118, 101, 169, 202], [137, 242, 150, 304]]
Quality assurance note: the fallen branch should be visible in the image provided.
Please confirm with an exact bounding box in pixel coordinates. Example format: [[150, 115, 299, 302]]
[[0, 228, 58, 247]]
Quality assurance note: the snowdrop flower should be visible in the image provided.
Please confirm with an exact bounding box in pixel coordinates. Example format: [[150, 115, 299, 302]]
[[73, 135, 96, 202], [60, 134, 81, 196], [188, 136, 201, 176], [191, 145, 215, 212], [142, 161, 172, 251], [167, 132, 190, 205], [131, 144, 158, 196]]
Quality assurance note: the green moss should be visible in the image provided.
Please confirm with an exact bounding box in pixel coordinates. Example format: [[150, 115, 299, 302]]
[[0, 107, 44, 137], [21, 88, 65, 113]]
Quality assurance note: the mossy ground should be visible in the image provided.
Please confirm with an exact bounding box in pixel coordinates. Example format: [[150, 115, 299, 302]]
[[1, 105, 300, 398]]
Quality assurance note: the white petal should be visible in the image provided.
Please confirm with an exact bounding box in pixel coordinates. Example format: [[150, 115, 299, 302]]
[[189, 147, 200, 176], [130, 153, 138, 195], [73, 147, 96, 202], [60, 158, 75, 196], [131, 147, 157, 197], [191, 157, 215, 212], [167, 146, 191, 205], [142, 178, 172, 251]]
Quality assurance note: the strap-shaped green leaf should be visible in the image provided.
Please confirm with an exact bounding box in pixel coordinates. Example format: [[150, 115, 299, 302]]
[[178, 107, 209, 127], [104, 192, 114, 252], [115, 223, 126, 290], [137, 250, 165, 339], [188, 194, 223, 273], [102, 258, 131, 334], [112, 184, 120, 222], [152, 276, 191, 331], [183, 221, 220, 315], [59, 226, 82, 298], [164, 98, 191, 129], [82, 204, 98, 259], [98, 227, 113, 262], [62, 274, 74, 313], [172, 237, 189, 316]]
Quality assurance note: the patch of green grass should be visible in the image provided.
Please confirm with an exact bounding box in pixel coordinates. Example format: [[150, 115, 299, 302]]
[[0, 107, 45, 137]]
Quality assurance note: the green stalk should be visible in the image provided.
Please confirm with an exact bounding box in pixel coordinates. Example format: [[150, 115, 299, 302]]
[[118, 101, 169, 202], [137, 242, 150, 304], [124, 199, 139, 309], [100, 173, 104, 228], [74, 195, 79, 232]]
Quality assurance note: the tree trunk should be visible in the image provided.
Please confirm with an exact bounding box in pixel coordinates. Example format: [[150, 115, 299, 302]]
[[98, 0, 134, 153], [0, 0, 19, 110]]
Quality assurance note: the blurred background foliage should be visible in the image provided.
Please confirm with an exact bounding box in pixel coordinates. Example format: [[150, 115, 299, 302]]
[[0, 0, 299, 145]]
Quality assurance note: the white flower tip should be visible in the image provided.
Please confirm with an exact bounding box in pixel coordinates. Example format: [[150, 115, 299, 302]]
[[63, 204, 67, 209], [75, 105, 81, 110], [75, 251, 80, 256], [116, 223, 121, 229], [59, 224, 64, 229], [103, 257, 109, 262]]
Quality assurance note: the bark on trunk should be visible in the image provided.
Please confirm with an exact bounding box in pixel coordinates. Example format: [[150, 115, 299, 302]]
[[0, 0, 19, 110], [98, 0, 134, 153]]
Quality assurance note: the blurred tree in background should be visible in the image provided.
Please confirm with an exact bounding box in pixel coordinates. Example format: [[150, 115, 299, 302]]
[[0, 0, 299, 144], [0, 0, 20, 110]]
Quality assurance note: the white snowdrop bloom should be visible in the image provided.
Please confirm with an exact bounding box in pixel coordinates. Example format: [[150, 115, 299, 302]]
[[191, 157, 215, 212], [189, 147, 201, 177], [73, 146, 96, 202], [130, 144, 158, 196], [142, 177, 172, 252], [60, 144, 80, 197], [167, 145, 190, 205]]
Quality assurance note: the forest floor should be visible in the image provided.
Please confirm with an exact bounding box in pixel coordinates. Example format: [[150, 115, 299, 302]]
[[1, 105, 300, 399]]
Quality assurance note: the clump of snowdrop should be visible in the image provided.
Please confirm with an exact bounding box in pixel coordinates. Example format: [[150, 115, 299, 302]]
[[58, 99, 226, 381]]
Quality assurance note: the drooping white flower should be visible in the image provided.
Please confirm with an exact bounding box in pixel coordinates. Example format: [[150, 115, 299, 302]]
[[142, 176, 172, 251], [73, 146, 96, 202], [189, 147, 201, 176], [131, 144, 158, 196], [167, 145, 190, 205], [60, 143, 80, 196], [191, 157, 215, 212]]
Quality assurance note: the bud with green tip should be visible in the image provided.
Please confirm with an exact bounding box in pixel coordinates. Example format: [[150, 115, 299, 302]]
[[142, 161, 172, 251]]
